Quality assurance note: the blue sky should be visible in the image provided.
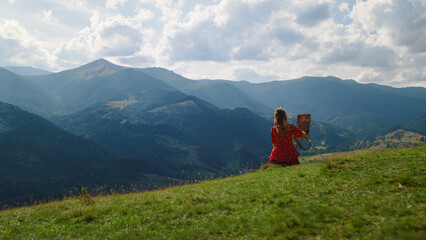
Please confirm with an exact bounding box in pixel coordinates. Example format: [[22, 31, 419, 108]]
[[0, 0, 425, 87]]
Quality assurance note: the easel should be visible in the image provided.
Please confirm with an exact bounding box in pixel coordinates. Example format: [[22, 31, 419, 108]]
[[294, 114, 326, 161]]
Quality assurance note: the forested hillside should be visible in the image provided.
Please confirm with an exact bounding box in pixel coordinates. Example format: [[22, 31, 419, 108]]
[[0, 102, 128, 207]]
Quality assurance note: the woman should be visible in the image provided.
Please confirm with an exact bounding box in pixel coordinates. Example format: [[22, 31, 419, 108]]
[[269, 108, 307, 166]]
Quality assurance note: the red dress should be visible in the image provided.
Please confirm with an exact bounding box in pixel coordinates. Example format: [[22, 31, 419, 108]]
[[269, 125, 303, 165]]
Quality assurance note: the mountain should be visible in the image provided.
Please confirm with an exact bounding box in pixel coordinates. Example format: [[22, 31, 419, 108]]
[[23, 59, 394, 146], [178, 80, 273, 116], [2, 66, 52, 76], [0, 102, 130, 207], [225, 76, 425, 122], [27, 58, 125, 103], [182, 107, 272, 170], [222, 76, 426, 136], [53, 93, 273, 176], [21, 58, 423, 146], [136, 68, 426, 136], [0, 67, 63, 117], [137, 68, 273, 116], [52, 99, 219, 178], [405, 114, 426, 135], [23, 59, 275, 176], [28, 61, 186, 115], [136, 67, 193, 89], [367, 83, 426, 101], [26, 59, 425, 138], [55, 69, 179, 114]]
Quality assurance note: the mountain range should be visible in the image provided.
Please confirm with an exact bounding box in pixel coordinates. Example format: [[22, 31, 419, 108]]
[[1, 59, 425, 207], [2, 66, 52, 76]]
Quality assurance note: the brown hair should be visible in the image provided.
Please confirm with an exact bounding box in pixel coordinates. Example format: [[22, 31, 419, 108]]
[[274, 108, 288, 136]]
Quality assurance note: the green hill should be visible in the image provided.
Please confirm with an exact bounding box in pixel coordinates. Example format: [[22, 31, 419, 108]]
[[0, 102, 130, 208], [406, 114, 426, 135], [1, 145, 424, 239]]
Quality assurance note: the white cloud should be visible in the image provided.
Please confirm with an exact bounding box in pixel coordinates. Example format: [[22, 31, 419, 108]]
[[140, 0, 183, 22], [338, 2, 349, 12], [159, 0, 287, 63], [42, 10, 53, 21], [54, 9, 156, 68], [43, 0, 91, 14], [134, 8, 154, 22], [350, 0, 426, 52], [106, 0, 128, 10], [71, 0, 86, 6], [0, 19, 54, 67]]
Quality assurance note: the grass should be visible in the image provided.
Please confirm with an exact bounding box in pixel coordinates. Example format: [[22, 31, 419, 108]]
[[300, 129, 425, 163], [0, 145, 425, 239]]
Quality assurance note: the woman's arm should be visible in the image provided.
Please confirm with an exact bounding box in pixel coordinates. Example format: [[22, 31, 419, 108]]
[[292, 124, 308, 139], [271, 127, 276, 147]]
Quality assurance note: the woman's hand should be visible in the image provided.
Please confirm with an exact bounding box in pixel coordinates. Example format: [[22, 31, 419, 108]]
[[302, 131, 308, 139]]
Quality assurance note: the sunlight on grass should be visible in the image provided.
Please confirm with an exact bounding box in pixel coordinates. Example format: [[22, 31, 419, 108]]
[[0, 144, 425, 239]]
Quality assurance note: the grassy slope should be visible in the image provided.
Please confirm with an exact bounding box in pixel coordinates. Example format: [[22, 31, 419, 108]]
[[300, 129, 425, 163], [0, 145, 425, 239]]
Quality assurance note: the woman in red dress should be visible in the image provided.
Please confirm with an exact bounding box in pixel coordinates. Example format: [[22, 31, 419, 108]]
[[269, 108, 307, 166]]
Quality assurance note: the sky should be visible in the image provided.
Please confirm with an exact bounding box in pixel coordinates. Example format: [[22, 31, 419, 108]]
[[0, 0, 425, 88]]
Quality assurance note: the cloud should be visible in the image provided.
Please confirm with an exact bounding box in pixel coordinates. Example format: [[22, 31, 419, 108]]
[[350, 0, 426, 53], [296, 3, 331, 27], [54, 10, 155, 68], [139, 0, 183, 23], [70, 0, 86, 6], [356, 66, 426, 88], [0, 0, 425, 88], [0, 19, 54, 67], [106, 0, 128, 10], [101, 25, 142, 56], [166, 20, 232, 62], [233, 43, 269, 61], [322, 43, 397, 68], [160, 0, 287, 63], [338, 2, 349, 12], [271, 25, 304, 45], [117, 55, 149, 66], [42, 10, 51, 20], [42, 10, 58, 22], [43, 0, 91, 14]]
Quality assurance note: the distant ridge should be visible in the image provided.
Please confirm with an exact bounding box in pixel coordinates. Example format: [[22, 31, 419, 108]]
[[0, 67, 62, 117], [22, 58, 426, 136], [2, 66, 52, 76]]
